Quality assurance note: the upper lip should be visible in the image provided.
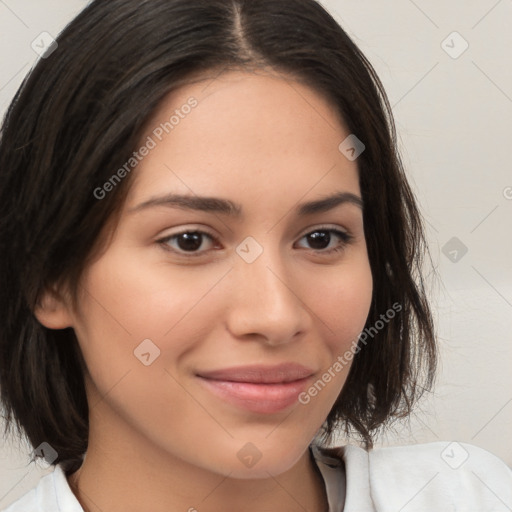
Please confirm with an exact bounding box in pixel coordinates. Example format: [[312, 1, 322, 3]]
[[196, 363, 315, 384]]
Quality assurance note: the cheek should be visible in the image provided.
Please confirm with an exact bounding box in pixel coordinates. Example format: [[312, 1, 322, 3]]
[[76, 250, 222, 341], [72, 252, 235, 424], [273, 254, 373, 416], [302, 256, 373, 355], [72, 257, 226, 448]]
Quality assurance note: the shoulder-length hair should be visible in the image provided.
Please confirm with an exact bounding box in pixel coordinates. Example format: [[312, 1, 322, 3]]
[[0, 0, 436, 473]]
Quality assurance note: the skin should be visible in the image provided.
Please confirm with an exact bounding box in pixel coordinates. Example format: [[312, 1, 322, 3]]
[[36, 69, 373, 512]]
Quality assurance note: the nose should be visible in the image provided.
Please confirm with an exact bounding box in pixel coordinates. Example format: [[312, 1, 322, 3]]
[[225, 244, 310, 346]]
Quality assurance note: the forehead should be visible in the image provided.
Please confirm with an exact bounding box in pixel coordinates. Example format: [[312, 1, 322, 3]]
[[125, 70, 361, 212]]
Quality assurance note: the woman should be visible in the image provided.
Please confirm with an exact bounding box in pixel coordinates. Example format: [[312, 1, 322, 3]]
[[0, 0, 510, 511]]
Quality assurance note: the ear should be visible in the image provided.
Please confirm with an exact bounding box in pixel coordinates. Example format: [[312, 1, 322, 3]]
[[34, 286, 74, 330]]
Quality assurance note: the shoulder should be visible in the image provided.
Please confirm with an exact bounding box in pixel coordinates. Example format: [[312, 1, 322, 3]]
[[1, 465, 83, 512], [319, 441, 512, 511]]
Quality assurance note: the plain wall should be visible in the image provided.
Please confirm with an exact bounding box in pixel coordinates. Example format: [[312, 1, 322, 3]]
[[1, 0, 511, 507]]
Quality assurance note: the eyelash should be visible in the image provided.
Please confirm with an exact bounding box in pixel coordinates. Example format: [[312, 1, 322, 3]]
[[156, 226, 354, 258]]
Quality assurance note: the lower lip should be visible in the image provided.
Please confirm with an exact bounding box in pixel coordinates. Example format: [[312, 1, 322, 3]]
[[197, 376, 311, 414]]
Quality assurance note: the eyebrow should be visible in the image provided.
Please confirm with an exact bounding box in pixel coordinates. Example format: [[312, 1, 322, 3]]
[[128, 191, 363, 217]]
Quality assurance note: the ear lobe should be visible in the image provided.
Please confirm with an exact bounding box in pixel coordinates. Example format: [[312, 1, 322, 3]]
[[34, 287, 74, 330]]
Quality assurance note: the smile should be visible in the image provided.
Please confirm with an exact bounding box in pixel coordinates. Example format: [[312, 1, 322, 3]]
[[196, 363, 315, 414]]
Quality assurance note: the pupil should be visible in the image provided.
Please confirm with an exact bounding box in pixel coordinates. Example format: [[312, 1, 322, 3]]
[[308, 231, 330, 250], [178, 232, 202, 251]]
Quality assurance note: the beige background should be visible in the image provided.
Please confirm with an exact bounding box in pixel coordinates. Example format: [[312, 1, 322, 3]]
[[1, 0, 511, 508]]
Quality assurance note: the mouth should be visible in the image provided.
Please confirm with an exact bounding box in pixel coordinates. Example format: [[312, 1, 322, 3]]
[[195, 363, 315, 414]]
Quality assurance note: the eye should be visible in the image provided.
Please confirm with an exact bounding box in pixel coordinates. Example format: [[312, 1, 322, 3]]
[[158, 229, 217, 257], [295, 226, 353, 255], [157, 226, 353, 258]]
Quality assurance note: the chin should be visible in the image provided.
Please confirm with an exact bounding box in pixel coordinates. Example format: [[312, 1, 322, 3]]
[[201, 438, 310, 480], [221, 457, 300, 480]]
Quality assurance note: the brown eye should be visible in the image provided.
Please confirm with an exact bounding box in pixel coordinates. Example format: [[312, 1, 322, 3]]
[[159, 230, 216, 256], [296, 228, 353, 255]]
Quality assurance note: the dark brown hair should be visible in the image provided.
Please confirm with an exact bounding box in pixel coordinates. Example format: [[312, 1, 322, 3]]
[[0, 0, 436, 473]]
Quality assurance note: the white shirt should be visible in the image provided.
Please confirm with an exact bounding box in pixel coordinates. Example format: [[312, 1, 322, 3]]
[[2, 441, 511, 511]]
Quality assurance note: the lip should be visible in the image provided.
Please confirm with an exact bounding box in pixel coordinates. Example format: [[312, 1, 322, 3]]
[[196, 363, 315, 414], [196, 363, 315, 383]]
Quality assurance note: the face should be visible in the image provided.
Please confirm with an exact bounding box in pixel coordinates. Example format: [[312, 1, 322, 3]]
[[52, 70, 372, 478]]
